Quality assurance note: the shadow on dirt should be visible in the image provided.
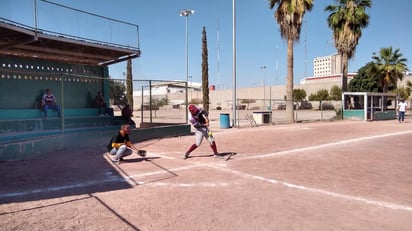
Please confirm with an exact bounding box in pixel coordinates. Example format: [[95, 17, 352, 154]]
[[0, 147, 133, 204]]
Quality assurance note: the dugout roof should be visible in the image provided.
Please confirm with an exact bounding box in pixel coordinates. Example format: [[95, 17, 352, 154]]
[[0, 20, 141, 66]]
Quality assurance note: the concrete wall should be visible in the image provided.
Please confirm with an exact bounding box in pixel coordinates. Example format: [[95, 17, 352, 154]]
[[0, 123, 191, 161], [132, 75, 412, 111]]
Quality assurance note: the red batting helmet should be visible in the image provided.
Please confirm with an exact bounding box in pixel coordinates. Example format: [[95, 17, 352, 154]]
[[189, 104, 199, 114]]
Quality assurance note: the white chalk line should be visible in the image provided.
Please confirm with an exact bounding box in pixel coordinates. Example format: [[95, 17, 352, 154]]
[[142, 182, 233, 188], [0, 174, 123, 199], [0, 161, 220, 199], [134, 130, 412, 212], [130, 160, 412, 212], [144, 129, 412, 175], [217, 167, 412, 212], [241, 130, 412, 160], [2, 130, 412, 212]]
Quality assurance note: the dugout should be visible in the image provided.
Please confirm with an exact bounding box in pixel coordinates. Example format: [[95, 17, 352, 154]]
[[0, 5, 190, 161], [342, 92, 397, 121]]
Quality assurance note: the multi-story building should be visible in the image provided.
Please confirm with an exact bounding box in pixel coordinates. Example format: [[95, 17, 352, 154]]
[[313, 54, 342, 77]]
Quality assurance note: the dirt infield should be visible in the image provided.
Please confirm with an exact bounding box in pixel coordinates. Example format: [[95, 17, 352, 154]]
[[1, 119, 412, 231]]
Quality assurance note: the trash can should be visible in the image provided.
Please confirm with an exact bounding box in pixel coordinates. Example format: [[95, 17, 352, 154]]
[[220, 113, 230, 128]]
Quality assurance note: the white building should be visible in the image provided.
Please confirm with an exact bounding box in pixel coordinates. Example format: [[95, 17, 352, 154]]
[[313, 54, 342, 77], [133, 81, 202, 97]]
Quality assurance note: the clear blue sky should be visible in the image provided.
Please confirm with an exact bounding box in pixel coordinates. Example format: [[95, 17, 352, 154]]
[[1, 0, 411, 89]]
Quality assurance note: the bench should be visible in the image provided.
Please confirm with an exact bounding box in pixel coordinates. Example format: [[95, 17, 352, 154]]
[[0, 108, 108, 119], [374, 110, 396, 120]]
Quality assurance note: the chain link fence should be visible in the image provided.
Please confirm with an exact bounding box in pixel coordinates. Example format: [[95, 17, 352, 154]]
[[109, 79, 188, 127]]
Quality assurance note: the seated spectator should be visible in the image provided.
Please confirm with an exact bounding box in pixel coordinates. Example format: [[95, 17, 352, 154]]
[[95, 91, 108, 116], [41, 88, 62, 119], [346, 102, 353, 110], [121, 104, 136, 126]]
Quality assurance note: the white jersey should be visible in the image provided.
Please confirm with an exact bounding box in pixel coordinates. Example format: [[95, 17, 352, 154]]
[[398, 102, 407, 112]]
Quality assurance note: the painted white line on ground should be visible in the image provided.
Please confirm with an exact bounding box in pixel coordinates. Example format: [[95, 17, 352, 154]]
[[125, 154, 412, 212], [0, 176, 123, 199], [0, 156, 218, 199], [216, 167, 412, 212], [128, 128, 412, 211], [142, 182, 231, 187], [147, 153, 176, 159], [2, 130, 410, 208], [124, 161, 227, 180], [241, 130, 412, 160], [130, 129, 412, 212]]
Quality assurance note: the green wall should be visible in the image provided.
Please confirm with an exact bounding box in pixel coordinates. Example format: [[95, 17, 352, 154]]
[[0, 56, 109, 109], [343, 110, 364, 120]]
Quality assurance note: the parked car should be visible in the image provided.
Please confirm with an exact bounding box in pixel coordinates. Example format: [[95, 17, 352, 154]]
[[321, 102, 335, 110], [277, 103, 298, 110], [299, 100, 313, 109]]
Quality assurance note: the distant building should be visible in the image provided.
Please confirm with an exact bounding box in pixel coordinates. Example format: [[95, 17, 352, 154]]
[[300, 53, 354, 86], [300, 73, 356, 85], [313, 54, 342, 77], [133, 81, 202, 97]]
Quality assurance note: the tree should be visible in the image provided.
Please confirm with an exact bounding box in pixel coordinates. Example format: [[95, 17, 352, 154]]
[[190, 98, 202, 105], [406, 80, 412, 98], [109, 80, 126, 105], [371, 47, 409, 92], [150, 96, 169, 117], [317, 89, 330, 101], [309, 89, 329, 109], [201, 26, 210, 112], [329, 85, 342, 100], [392, 87, 409, 101], [126, 59, 133, 109], [348, 62, 380, 92], [293, 88, 306, 108], [268, 0, 314, 123], [325, 0, 371, 92]]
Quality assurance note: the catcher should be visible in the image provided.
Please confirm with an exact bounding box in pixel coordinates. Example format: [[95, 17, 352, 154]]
[[184, 104, 218, 159], [108, 124, 145, 163]]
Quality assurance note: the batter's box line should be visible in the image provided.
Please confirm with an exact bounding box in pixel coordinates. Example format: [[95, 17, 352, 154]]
[[136, 181, 239, 188], [124, 162, 412, 212], [216, 167, 412, 212], [240, 130, 412, 161]]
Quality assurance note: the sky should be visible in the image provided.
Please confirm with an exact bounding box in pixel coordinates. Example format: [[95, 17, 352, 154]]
[[1, 0, 411, 89]]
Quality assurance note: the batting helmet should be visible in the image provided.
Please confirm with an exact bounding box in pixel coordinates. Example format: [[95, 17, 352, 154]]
[[189, 104, 199, 114]]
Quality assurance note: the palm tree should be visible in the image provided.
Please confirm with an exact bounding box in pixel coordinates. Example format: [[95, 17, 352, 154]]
[[371, 47, 409, 92], [126, 59, 133, 109], [201, 26, 210, 112], [406, 80, 412, 98], [268, 0, 313, 123], [325, 0, 371, 92]]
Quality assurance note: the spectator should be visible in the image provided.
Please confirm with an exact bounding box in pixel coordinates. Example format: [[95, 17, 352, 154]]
[[95, 91, 108, 116], [41, 88, 61, 119], [121, 104, 136, 126], [397, 98, 408, 123]]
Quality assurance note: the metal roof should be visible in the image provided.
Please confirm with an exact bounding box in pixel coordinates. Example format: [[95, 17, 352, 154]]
[[0, 20, 141, 66]]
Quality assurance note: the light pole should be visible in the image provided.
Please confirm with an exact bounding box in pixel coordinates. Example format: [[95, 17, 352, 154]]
[[188, 75, 192, 100], [260, 66, 267, 109], [180, 9, 195, 123], [232, 0, 237, 127]]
